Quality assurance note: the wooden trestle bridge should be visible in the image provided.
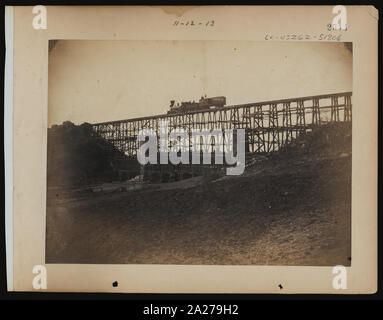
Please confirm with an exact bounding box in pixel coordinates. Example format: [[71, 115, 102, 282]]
[[92, 92, 352, 157]]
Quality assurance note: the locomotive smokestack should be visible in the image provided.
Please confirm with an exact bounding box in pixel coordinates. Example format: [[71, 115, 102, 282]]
[[170, 100, 175, 108]]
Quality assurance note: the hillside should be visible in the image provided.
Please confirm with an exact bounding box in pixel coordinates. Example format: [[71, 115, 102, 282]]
[[46, 123, 352, 266], [47, 121, 127, 187]]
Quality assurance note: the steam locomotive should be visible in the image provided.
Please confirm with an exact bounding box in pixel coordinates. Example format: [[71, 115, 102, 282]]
[[167, 96, 226, 114]]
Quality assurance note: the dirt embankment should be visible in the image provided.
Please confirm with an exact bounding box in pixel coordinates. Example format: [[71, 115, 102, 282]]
[[46, 123, 351, 266]]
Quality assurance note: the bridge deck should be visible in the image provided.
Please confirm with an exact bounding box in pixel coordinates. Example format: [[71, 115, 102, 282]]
[[92, 92, 352, 156]]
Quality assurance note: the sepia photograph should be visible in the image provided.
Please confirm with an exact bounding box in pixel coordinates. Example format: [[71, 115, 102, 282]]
[[46, 40, 353, 266], [4, 4, 379, 296]]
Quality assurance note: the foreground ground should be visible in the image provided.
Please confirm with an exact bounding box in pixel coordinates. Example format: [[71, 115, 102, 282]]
[[46, 123, 351, 266]]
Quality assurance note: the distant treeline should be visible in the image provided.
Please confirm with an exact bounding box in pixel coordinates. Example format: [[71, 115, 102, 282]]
[[47, 121, 126, 187]]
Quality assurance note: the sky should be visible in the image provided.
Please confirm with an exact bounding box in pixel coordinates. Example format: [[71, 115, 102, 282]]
[[48, 40, 352, 126]]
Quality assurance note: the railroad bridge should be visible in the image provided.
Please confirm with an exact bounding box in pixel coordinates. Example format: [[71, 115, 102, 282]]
[[92, 92, 352, 158]]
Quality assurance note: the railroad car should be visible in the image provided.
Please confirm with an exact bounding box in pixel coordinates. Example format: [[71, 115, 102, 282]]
[[168, 96, 226, 114]]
